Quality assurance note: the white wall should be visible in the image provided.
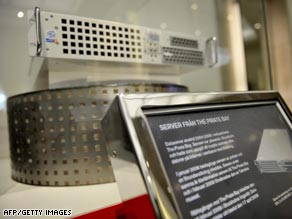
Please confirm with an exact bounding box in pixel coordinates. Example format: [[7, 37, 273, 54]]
[[0, 0, 223, 158]]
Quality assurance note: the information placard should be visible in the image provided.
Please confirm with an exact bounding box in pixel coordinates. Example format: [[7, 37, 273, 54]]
[[146, 103, 292, 219]]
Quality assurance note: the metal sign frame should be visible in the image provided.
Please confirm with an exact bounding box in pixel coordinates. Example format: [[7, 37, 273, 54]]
[[102, 91, 292, 219]]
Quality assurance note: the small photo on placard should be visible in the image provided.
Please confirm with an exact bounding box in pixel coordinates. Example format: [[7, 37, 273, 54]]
[[255, 129, 292, 173]]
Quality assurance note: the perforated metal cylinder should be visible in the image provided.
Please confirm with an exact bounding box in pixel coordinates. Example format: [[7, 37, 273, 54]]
[[7, 81, 187, 186]]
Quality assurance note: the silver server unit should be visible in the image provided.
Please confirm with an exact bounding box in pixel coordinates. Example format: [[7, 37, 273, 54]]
[[27, 8, 217, 68]]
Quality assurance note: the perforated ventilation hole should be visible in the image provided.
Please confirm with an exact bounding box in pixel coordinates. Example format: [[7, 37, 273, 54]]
[[60, 18, 143, 60], [170, 37, 198, 49], [162, 47, 204, 65]]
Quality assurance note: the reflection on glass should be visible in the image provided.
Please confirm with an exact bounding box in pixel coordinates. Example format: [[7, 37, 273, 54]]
[[0, 91, 7, 111]]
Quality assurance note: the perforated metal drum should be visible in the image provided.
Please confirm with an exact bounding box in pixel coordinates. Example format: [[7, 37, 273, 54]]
[[7, 81, 187, 186]]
